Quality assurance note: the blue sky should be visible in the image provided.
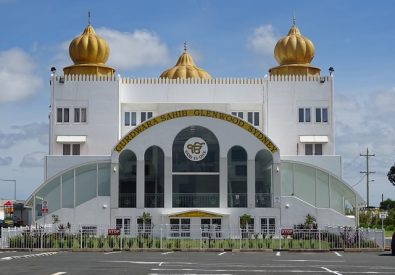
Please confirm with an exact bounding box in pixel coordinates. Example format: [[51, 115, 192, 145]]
[[0, 0, 394, 206]]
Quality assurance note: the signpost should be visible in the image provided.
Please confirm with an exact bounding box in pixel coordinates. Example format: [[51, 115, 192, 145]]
[[379, 212, 388, 230], [108, 228, 121, 235]]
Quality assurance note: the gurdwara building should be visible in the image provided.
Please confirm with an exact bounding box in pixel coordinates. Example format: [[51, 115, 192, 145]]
[[26, 21, 363, 233]]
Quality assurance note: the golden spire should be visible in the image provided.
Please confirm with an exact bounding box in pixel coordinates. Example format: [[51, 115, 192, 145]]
[[269, 18, 320, 76], [160, 44, 212, 79], [63, 14, 115, 76]]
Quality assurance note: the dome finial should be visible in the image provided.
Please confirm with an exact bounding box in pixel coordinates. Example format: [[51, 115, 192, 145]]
[[184, 41, 187, 52], [88, 11, 91, 25], [292, 13, 296, 26]]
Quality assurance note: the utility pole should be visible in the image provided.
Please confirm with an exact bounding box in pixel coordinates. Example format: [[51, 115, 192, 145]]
[[360, 148, 375, 208]]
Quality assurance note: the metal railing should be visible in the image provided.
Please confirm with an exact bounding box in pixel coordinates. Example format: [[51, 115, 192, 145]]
[[255, 193, 272, 207], [172, 193, 219, 207], [144, 193, 164, 208], [1, 224, 385, 251], [119, 193, 136, 208], [228, 193, 247, 207]]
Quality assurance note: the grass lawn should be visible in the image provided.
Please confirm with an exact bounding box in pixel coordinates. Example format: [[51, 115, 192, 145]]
[[385, 230, 394, 238]]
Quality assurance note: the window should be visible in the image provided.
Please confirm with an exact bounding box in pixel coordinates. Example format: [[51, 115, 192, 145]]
[[305, 144, 323, 155], [255, 150, 273, 208], [57, 108, 69, 123], [170, 218, 190, 237], [298, 108, 311, 122], [63, 144, 80, 155], [247, 112, 260, 126], [240, 217, 254, 238], [74, 108, 87, 123], [144, 146, 164, 208], [119, 150, 137, 208], [141, 111, 153, 123], [316, 108, 328, 123], [116, 218, 131, 235], [125, 112, 137, 126], [228, 146, 247, 208], [261, 217, 276, 235], [137, 217, 152, 234]]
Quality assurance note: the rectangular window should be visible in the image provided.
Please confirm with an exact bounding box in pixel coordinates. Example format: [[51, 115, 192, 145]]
[[131, 112, 136, 126], [63, 144, 71, 155], [322, 108, 328, 123], [74, 108, 86, 123], [147, 112, 153, 119], [305, 143, 323, 155], [305, 144, 313, 155], [316, 108, 321, 122], [261, 217, 276, 235], [247, 112, 260, 126], [141, 112, 146, 122], [247, 112, 253, 124], [125, 112, 130, 126], [298, 108, 304, 122], [63, 144, 80, 156], [237, 112, 243, 119], [315, 144, 323, 155], [254, 112, 259, 126], [57, 108, 69, 123], [81, 108, 87, 122], [72, 144, 80, 155], [231, 112, 237, 116], [299, 108, 311, 122], [74, 108, 80, 123]]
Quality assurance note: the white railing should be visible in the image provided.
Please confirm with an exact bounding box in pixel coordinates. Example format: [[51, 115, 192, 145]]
[[1, 224, 384, 250]]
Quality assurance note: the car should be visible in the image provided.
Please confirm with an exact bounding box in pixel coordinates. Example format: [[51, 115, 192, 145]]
[[392, 232, 395, 256]]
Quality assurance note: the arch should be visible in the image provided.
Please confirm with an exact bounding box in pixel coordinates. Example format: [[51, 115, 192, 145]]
[[255, 149, 273, 207], [172, 126, 220, 208], [119, 149, 137, 208], [227, 146, 247, 207], [114, 109, 278, 155], [144, 146, 164, 208]]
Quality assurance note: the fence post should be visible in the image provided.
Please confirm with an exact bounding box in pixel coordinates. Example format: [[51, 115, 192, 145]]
[[160, 228, 163, 250], [279, 228, 281, 250], [358, 228, 361, 249], [200, 228, 202, 250], [80, 225, 83, 249], [382, 229, 385, 251], [319, 228, 321, 250], [239, 228, 242, 250]]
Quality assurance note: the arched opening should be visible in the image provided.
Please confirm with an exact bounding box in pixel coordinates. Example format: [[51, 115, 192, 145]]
[[144, 146, 164, 208], [255, 149, 273, 207], [172, 126, 219, 207], [119, 150, 137, 208], [227, 146, 247, 207]]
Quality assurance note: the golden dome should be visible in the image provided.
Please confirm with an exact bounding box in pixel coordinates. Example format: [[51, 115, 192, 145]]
[[269, 20, 320, 76], [160, 47, 212, 79], [63, 24, 115, 76]]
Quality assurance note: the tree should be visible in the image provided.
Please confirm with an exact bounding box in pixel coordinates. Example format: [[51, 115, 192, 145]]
[[388, 164, 395, 186], [304, 214, 317, 229], [239, 214, 252, 229], [380, 199, 395, 211]]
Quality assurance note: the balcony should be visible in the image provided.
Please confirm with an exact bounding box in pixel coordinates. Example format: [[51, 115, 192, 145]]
[[228, 193, 247, 207], [119, 193, 136, 208], [255, 193, 272, 207], [145, 193, 164, 208], [173, 193, 219, 208]]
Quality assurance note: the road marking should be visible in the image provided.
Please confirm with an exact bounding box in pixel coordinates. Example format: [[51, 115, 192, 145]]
[[276, 251, 281, 256], [275, 259, 344, 263], [321, 266, 342, 275], [104, 251, 121, 255], [51, 272, 67, 275], [161, 251, 174, 255], [1, 252, 58, 261], [218, 252, 226, 256], [334, 252, 342, 257]]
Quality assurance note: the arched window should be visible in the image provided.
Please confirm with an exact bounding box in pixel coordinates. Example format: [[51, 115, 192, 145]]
[[145, 146, 164, 208], [255, 149, 273, 207], [228, 146, 247, 207], [119, 150, 136, 208], [172, 126, 219, 207]]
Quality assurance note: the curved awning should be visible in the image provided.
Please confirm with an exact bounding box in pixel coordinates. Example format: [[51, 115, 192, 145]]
[[168, 210, 227, 218]]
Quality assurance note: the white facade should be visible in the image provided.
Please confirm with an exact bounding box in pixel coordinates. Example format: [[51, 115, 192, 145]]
[[26, 74, 362, 233]]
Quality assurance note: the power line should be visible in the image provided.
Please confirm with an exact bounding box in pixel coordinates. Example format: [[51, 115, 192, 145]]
[[360, 148, 375, 208], [352, 174, 366, 187]]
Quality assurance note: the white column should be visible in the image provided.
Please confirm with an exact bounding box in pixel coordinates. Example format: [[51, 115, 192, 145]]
[[219, 156, 227, 208], [136, 159, 145, 208], [164, 156, 172, 208], [110, 162, 119, 209], [247, 159, 255, 208]]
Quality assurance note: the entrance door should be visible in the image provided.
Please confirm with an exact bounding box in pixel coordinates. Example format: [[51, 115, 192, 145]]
[[261, 217, 276, 235]]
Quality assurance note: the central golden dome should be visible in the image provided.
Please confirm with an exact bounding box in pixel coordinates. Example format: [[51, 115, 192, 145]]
[[160, 47, 212, 79], [64, 24, 115, 76], [269, 20, 320, 76]]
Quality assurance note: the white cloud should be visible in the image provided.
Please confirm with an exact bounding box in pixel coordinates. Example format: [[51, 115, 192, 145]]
[[20, 151, 45, 168], [0, 156, 12, 166], [248, 25, 279, 55], [0, 122, 48, 149], [97, 28, 171, 70], [0, 48, 43, 102], [335, 88, 395, 205]]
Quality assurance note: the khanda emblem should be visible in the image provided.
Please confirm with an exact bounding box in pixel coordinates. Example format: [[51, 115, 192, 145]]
[[184, 137, 208, 161], [187, 142, 205, 154]]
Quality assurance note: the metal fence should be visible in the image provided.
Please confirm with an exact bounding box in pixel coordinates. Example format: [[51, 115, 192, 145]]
[[1, 224, 385, 250]]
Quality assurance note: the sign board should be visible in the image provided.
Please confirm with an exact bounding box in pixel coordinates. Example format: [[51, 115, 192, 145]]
[[41, 200, 48, 214], [379, 212, 388, 219], [281, 229, 294, 236], [108, 228, 121, 235]]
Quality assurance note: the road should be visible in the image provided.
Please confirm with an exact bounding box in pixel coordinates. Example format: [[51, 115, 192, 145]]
[[0, 250, 394, 274]]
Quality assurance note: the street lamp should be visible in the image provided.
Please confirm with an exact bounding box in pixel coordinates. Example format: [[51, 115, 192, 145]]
[[0, 179, 16, 201]]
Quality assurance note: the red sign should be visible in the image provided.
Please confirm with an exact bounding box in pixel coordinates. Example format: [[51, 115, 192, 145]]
[[108, 228, 121, 235], [41, 208, 48, 214], [281, 229, 294, 236], [41, 200, 48, 214]]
